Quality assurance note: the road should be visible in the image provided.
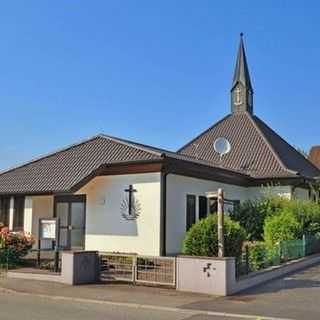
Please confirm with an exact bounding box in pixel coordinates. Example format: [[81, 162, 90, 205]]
[[3, 263, 320, 320], [0, 291, 260, 320]]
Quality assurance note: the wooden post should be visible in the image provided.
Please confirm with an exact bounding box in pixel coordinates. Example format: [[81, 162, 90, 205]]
[[217, 188, 225, 258]]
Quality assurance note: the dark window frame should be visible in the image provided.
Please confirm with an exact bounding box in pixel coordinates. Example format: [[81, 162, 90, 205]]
[[186, 194, 196, 231], [198, 196, 208, 220], [13, 196, 25, 231], [0, 197, 10, 227]]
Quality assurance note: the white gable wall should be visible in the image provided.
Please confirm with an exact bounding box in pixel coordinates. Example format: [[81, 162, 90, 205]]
[[77, 173, 161, 256], [165, 174, 248, 255]]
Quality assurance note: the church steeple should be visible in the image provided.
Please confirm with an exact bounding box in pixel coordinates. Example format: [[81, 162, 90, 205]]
[[231, 33, 254, 114]]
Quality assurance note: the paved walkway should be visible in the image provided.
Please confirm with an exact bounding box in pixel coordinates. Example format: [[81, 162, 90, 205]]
[[2, 263, 320, 319]]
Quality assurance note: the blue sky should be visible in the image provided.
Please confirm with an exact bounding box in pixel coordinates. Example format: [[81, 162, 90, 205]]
[[0, 1, 320, 169]]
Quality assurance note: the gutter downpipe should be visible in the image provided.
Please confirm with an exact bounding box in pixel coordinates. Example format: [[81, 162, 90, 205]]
[[160, 162, 168, 257]]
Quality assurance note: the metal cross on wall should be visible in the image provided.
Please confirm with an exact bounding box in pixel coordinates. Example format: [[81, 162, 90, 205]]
[[124, 185, 137, 216]]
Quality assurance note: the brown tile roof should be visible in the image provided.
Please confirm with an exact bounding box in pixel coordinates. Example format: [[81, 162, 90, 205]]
[[0, 134, 249, 195], [178, 112, 320, 179], [309, 146, 320, 169], [0, 135, 163, 195]]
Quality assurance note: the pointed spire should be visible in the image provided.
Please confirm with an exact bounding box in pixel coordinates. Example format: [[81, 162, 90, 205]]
[[231, 33, 253, 92], [230, 33, 254, 114]]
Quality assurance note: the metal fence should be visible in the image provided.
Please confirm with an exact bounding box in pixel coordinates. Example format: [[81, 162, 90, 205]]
[[237, 235, 320, 278], [100, 253, 135, 282], [135, 256, 176, 286], [99, 253, 176, 287]]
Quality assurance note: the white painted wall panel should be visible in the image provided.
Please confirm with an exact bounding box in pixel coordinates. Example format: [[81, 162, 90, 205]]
[[165, 174, 248, 255], [293, 187, 309, 200], [77, 173, 161, 256]]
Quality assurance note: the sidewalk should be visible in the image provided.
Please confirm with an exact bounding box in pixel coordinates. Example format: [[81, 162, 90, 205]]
[[0, 276, 214, 309], [2, 264, 320, 320]]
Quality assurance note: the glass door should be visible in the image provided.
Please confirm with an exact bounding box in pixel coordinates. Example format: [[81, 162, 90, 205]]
[[55, 195, 86, 250]]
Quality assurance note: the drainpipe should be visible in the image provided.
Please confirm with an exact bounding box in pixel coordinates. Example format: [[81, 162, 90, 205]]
[[160, 171, 167, 256]]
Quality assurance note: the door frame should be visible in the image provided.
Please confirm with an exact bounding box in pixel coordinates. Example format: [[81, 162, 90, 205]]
[[54, 195, 86, 250]]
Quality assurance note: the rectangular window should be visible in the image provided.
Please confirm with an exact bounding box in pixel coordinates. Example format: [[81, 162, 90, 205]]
[[13, 196, 25, 231], [209, 197, 218, 214], [198, 196, 208, 220], [0, 197, 10, 227], [186, 195, 196, 231]]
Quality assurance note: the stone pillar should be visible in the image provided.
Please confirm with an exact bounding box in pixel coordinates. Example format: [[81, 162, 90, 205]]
[[61, 251, 99, 285], [176, 256, 236, 296]]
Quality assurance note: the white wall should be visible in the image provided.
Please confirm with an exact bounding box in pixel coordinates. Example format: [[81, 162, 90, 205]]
[[77, 173, 162, 256], [23, 196, 33, 234], [293, 187, 309, 200], [248, 185, 292, 200], [165, 174, 248, 255]]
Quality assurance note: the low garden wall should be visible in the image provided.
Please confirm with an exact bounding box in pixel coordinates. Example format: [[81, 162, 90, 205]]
[[176, 253, 320, 296], [8, 251, 99, 285]]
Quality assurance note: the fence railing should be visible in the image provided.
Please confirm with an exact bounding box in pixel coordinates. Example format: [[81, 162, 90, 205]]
[[100, 253, 135, 282], [236, 234, 320, 278], [135, 255, 176, 286], [99, 253, 176, 287]]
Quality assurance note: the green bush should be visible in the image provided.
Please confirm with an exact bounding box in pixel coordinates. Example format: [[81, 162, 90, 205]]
[[182, 214, 246, 257], [230, 197, 285, 241], [246, 241, 280, 271], [264, 210, 302, 245], [282, 199, 320, 235], [247, 242, 268, 271]]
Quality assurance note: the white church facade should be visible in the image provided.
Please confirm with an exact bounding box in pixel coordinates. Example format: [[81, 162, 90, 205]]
[[0, 36, 318, 256]]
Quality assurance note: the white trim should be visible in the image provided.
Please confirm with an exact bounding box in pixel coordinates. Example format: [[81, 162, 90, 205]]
[[9, 197, 14, 230]]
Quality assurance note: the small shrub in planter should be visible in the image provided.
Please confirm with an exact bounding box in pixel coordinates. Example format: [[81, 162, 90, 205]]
[[182, 214, 246, 257], [0, 224, 34, 267]]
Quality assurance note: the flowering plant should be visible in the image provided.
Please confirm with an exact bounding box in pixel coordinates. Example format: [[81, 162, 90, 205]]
[[0, 223, 34, 267]]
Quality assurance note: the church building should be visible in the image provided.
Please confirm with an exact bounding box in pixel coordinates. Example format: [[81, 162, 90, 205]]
[[0, 35, 318, 256]]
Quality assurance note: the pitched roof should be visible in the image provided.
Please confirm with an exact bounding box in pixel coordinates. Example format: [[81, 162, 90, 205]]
[[0, 134, 249, 195], [0, 135, 163, 195], [178, 112, 320, 179], [309, 146, 320, 169]]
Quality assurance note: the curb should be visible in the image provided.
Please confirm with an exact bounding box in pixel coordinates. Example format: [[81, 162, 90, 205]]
[[0, 286, 293, 320]]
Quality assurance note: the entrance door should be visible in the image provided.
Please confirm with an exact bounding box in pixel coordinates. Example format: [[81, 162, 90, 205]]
[[54, 195, 86, 250]]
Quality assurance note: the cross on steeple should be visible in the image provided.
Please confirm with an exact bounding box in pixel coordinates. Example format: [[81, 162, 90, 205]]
[[124, 185, 137, 216], [231, 33, 254, 114]]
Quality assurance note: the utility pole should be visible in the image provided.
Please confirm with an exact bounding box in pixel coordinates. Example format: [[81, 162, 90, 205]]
[[217, 188, 225, 258]]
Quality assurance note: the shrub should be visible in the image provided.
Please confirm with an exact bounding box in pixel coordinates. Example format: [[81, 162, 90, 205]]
[[246, 241, 280, 271], [230, 197, 286, 241], [0, 224, 34, 267], [264, 210, 302, 245], [247, 242, 268, 271], [182, 214, 246, 257], [282, 199, 320, 235]]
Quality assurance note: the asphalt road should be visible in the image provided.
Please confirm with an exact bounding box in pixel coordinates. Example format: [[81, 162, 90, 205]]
[[3, 263, 320, 320], [0, 291, 260, 320]]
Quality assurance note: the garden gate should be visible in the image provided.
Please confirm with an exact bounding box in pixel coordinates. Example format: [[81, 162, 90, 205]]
[[100, 253, 176, 287]]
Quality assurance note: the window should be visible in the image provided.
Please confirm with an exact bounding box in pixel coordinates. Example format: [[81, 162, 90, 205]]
[[13, 196, 25, 230], [0, 197, 10, 227], [234, 87, 242, 105], [209, 197, 218, 214], [198, 196, 207, 220], [186, 195, 196, 231]]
